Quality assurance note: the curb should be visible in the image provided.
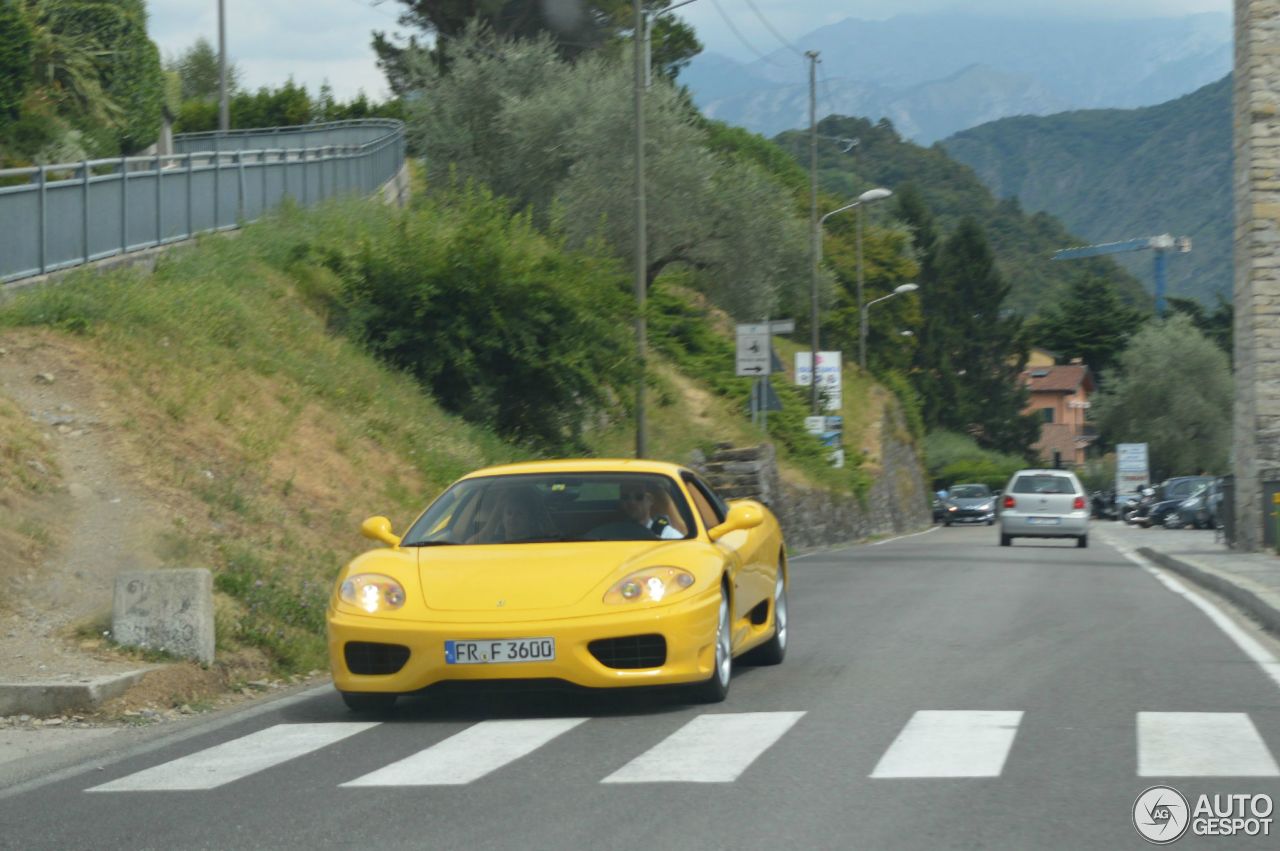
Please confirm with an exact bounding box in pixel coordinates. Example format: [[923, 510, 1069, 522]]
[[1137, 546, 1280, 637], [0, 671, 150, 717]]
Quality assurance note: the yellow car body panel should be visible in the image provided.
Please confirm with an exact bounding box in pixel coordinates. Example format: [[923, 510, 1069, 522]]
[[326, 459, 786, 696]]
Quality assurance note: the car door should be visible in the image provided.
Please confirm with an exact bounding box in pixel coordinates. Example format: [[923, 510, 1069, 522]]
[[682, 474, 762, 629]]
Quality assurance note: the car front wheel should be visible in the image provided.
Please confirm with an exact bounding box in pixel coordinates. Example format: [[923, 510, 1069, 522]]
[[1000, 534, 1012, 547], [686, 588, 732, 703], [1077, 535, 1088, 548]]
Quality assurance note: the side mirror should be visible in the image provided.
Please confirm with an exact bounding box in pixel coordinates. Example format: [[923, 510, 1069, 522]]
[[361, 515, 401, 548], [708, 501, 764, 541]]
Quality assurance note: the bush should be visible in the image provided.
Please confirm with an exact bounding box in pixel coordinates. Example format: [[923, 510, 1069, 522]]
[[925, 429, 1025, 490], [325, 185, 637, 454]]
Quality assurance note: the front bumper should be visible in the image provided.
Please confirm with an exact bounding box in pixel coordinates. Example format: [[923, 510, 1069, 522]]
[[327, 591, 721, 695], [946, 510, 995, 524]]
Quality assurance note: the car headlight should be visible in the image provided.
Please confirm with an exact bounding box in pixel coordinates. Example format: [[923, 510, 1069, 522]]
[[339, 574, 406, 613], [604, 567, 696, 604], [977, 503, 992, 511], [947, 505, 957, 512]]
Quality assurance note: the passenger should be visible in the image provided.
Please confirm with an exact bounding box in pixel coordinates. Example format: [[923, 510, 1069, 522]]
[[619, 482, 683, 540]]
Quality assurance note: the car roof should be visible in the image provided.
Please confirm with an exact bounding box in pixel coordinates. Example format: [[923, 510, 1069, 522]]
[[460, 458, 690, 480]]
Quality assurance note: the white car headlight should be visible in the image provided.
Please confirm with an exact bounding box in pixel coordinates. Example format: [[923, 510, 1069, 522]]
[[604, 567, 696, 604], [339, 574, 406, 613], [977, 502, 992, 511]]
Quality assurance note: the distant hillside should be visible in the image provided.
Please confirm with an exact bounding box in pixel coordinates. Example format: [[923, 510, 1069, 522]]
[[773, 116, 1149, 316], [942, 75, 1232, 304], [682, 12, 1231, 144]]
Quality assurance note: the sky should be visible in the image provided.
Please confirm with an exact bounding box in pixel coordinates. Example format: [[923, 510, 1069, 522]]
[[145, 0, 1232, 103]]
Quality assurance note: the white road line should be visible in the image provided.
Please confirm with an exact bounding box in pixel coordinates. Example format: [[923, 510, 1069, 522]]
[[341, 718, 587, 787], [1138, 712, 1280, 776], [602, 711, 806, 784], [871, 526, 940, 547], [87, 722, 380, 792], [870, 710, 1023, 778], [1121, 551, 1280, 694]]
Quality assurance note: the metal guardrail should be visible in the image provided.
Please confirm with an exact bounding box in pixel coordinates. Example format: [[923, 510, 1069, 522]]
[[0, 119, 405, 284]]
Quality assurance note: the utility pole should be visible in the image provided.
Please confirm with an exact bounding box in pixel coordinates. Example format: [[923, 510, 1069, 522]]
[[633, 0, 647, 458], [806, 50, 819, 414], [218, 0, 229, 133]]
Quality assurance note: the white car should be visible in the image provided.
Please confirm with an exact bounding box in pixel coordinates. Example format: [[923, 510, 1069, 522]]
[[998, 469, 1090, 548]]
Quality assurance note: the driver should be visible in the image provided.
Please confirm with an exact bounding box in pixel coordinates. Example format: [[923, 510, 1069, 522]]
[[619, 482, 683, 540]]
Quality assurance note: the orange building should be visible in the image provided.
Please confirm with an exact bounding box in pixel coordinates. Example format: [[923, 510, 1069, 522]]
[[1021, 356, 1096, 469]]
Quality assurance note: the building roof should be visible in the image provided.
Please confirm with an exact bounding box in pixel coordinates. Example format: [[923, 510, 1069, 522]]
[[1022, 363, 1094, 394]]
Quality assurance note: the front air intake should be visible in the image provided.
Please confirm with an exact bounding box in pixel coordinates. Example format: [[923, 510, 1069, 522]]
[[588, 634, 667, 669], [344, 641, 410, 675]]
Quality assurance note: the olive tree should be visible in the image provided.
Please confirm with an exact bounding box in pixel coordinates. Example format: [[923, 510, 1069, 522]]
[[1092, 314, 1232, 479], [405, 28, 811, 321]]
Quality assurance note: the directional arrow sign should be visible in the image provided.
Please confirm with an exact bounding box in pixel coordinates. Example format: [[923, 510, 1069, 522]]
[[736, 323, 771, 377]]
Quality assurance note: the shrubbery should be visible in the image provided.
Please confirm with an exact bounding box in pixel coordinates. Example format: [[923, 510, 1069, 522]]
[[925, 430, 1026, 490]]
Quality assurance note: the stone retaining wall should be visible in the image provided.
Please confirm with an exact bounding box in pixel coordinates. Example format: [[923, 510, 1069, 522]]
[[692, 404, 930, 551]]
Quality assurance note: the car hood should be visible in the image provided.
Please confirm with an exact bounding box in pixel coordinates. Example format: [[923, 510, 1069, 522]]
[[415, 540, 682, 612], [949, 497, 993, 508]]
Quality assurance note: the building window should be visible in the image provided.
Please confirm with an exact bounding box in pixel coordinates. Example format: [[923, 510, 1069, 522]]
[[1040, 407, 1055, 424]]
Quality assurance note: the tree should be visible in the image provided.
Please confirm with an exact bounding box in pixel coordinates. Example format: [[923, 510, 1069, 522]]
[[909, 213, 1038, 454], [1028, 274, 1145, 377], [1167, 295, 1233, 361], [168, 35, 239, 102], [1092, 314, 1232, 480], [372, 0, 700, 92], [0, 0, 34, 118], [405, 30, 811, 321]]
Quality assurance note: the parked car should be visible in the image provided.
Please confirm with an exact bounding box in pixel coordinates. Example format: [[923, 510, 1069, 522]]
[[1164, 481, 1215, 529], [941, 483, 997, 526], [999, 469, 1090, 548], [1140, 476, 1216, 528]]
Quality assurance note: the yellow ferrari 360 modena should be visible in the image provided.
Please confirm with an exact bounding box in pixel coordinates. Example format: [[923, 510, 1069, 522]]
[[326, 459, 789, 712]]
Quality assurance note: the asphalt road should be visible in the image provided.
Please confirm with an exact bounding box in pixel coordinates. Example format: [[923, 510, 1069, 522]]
[[4, 525, 1280, 850]]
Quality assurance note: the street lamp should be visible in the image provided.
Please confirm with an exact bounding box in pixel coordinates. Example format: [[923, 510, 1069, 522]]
[[811, 187, 891, 410], [855, 187, 892, 370], [862, 283, 919, 368]]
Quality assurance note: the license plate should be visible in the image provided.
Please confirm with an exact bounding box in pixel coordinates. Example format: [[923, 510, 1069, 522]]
[[445, 638, 555, 664], [1027, 517, 1060, 525]]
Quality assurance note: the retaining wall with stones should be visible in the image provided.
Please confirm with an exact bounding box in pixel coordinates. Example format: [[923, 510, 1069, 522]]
[[692, 404, 930, 551]]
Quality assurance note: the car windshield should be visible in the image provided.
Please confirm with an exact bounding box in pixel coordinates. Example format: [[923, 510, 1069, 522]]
[[1012, 475, 1077, 495], [950, 485, 991, 499], [399, 472, 698, 545]]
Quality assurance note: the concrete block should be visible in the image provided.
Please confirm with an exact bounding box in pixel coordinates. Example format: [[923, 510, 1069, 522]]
[[112, 569, 215, 665]]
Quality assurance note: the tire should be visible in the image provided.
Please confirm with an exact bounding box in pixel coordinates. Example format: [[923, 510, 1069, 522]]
[[1077, 535, 1088, 549], [745, 569, 788, 666], [1000, 534, 1012, 547], [686, 587, 732, 704], [944, 521, 951, 527], [986, 518, 994, 526], [340, 691, 398, 714]]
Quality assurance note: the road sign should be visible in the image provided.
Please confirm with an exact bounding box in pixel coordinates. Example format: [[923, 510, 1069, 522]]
[[768, 319, 795, 335], [735, 324, 770, 376], [794, 351, 842, 411], [1115, 442, 1150, 503]]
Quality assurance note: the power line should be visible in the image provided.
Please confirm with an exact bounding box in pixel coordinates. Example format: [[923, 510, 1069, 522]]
[[742, 0, 804, 57], [709, 0, 789, 67]]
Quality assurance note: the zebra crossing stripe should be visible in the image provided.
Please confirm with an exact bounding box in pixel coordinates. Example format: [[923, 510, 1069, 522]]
[[341, 718, 588, 787], [601, 711, 806, 784], [870, 710, 1023, 778], [87, 722, 380, 792], [1138, 712, 1280, 776]]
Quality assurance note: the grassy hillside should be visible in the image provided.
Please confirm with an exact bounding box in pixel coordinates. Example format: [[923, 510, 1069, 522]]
[[0, 192, 893, 677], [773, 115, 1150, 315], [942, 76, 1231, 305]]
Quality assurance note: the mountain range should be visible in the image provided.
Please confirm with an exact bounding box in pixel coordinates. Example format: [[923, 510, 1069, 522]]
[[941, 75, 1232, 305], [682, 12, 1232, 144]]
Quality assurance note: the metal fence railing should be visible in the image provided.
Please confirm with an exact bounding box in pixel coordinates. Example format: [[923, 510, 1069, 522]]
[[0, 119, 405, 284]]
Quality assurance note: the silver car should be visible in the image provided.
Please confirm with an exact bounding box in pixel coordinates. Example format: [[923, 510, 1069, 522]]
[[998, 469, 1090, 548]]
